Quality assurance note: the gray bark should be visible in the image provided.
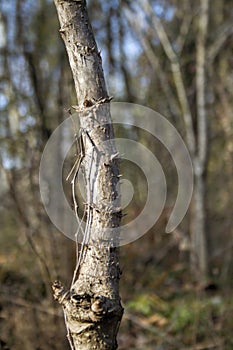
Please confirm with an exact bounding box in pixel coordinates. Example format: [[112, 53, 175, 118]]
[[191, 162, 208, 281], [53, 1, 123, 349], [191, 0, 209, 283]]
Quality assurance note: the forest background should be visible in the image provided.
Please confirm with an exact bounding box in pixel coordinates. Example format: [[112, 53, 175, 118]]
[[0, 0, 232, 349]]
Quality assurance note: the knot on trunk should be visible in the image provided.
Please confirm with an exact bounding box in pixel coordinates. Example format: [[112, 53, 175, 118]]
[[69, 292, 122, 323]]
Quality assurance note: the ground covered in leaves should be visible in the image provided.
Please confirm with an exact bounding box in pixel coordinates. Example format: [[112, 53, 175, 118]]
[[118, 255, 233, 350], [0, 226, 232, 350]]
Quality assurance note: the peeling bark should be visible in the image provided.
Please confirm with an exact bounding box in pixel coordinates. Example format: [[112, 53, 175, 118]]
[[53, 1, 123, 348]]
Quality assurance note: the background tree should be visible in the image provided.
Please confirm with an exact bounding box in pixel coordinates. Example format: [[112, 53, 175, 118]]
[[122, 0, 233, 283], [0, 0, 233, 349]]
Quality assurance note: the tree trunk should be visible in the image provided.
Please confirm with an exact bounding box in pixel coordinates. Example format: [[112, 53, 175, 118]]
[[138, 0, 209, 283], [190, 0, 209, 284], [53, 1, 123, 349], [191, 166, 208, 282]]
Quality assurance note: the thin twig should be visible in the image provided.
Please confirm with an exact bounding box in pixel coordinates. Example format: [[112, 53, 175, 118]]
[[63, 310, 75, 350], [71, 206, 86, 287], [70, 130, 96, 287], [68, 132, 86, 287], [0, 291, 62, 317]]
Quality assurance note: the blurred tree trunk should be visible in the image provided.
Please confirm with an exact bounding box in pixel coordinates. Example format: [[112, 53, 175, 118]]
[[129, 0, 210, 284], [53, 1, 123, 349], [191, 0, 209, 282]]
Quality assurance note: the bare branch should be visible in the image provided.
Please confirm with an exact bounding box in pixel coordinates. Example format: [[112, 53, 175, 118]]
[[54, 0, 108, 106], [53, 1, 123, 348], [208, 22, 233, 62], [140, 0, 196, 155], [124, 9, 180, 118], [174, 3, 193, 54]]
